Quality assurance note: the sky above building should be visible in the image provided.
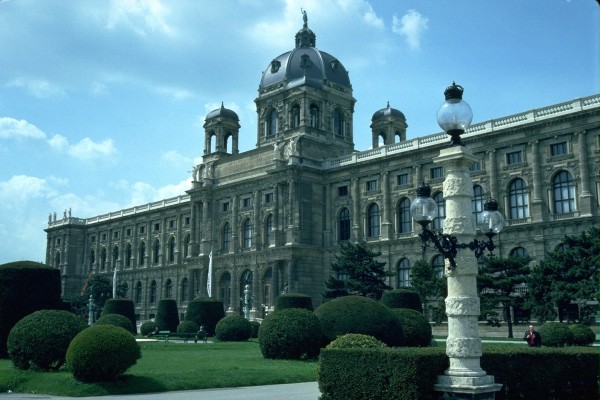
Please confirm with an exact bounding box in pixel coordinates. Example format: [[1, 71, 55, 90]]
[[0, 0, 598, 264]]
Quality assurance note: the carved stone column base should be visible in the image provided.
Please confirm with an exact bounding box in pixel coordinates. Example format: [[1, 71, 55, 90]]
[[435, 375, 502, 400]]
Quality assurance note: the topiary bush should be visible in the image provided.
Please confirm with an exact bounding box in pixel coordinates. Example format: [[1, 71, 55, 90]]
[[249, 320, 260, 338], [274, 292, 313, 311], [0, 261, 64, 357], [380, 289, 423, 313], [539, 322, 574, 347], [140, 321, 157, 336], [215, 315, 252, 341], [569, 324, 595, 346], [177, 320, 199, 334], [155, 299, 180, 332], [95, 313, 134, 333], [390, 308, 432, 347], [102, 299, 137, 335], [259, 308, 322, 359], [7, 310, 88, 370], [66, 325, 141, 382], [325, 333, 387, 349], [184, 297, 225, 336], [314, 295, 404, 347]]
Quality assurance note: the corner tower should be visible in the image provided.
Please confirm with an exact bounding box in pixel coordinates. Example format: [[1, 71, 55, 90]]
[[255, 11, 356, 160]]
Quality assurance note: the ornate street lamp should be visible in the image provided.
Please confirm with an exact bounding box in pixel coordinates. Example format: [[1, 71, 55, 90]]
[[436, 82, 473, 146]]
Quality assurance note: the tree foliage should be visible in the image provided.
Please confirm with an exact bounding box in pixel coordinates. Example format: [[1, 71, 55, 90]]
[[409, 259, 446, 322], [477, 256, 531, 338], [527, 228, 599, 323], [323, 241, 393, 300]]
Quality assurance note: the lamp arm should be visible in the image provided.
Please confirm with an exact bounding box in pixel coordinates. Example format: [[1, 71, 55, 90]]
[[419, 228, 459, 270]]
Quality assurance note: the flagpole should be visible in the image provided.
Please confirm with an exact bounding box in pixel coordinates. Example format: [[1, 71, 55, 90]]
[[207, 251, 213, 297]]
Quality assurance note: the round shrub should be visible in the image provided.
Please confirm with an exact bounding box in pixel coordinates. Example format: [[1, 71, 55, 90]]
[[274, 292, 313, 311], [95, 313, 134, 333], [380, 289, 423, 313], [569, 324, 595, 346], [177, 320, 199, 334], [538, 322, 574, 347], [259, 308, 322, 359], [102, 299, 137, 334], [7, 310, 88, 370], [314, 295, 404, 347], [184, 297, 225, 336], [249, 320, 260, 338], [66, 325, 141, 382], [390, 308, 432, 347], [155, 299, 180, 332], [326, 333, 387, 349], [140, 321, 157, 336], [215, 315, 252, 341]]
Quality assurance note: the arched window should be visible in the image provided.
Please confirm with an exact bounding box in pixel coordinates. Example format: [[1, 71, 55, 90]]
[[168, 237, 175, 263], [263, 268, 272, 307], [265, 214, 273, 246], [125, 244, 132, 267], [339, 207, 350, 241], [510, 247, 528, 257], [54, 251, 61, 267], [219, 272, 232, 309], [397, 258, 411, 287], [222, 222, 231, 251], [150, 280, 157, 304], [309, 104, 319, 128], [553, 171, 575, 214], [100, 248, 107, 271], [333, 108, 344, 135], [139, 241, 146, 266], [153, 239, 160, 264], [243, 219, 253, 248], [397, 198, 412, 233], [472, 185, 484, 223], [290, 104, 300, 128], [122, 282, 129, 299], [268, 109, 277, 136], [367, 203, 380, 238], [180, 277, 188, 302], [509, 178, 529, 219], [90, 249, 95, 267], [183, 234, 190, 258], [165, 279, 173, 298], [112, 246, 119, 266], [432, 254, 445, 277], [135, 281, 142, 304], [433, 192, 445, 230]]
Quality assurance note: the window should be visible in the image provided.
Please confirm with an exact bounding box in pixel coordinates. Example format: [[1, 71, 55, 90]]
[[91, 235, 96, 243], [337, 270, 349, 281], [150, 280, 157, 303], [430, 167, 443, 179], [126, 228, 132, 236], [112, 246, 119, 264], [338, 186, 348, 196], [153, 239, 160, 264], [265, 214, 273, 245], [222, 202, 230, 212], [433, 192, 445, 230], [101, 233, 107, 241], [125, 244, 132, 267], [367, 203, 380, 237], [90, 250, 95, 266], [366, 179, 378, 192], [469, 161, 481, 172], [510, 247, 528, 257], [165, 279, 173, 298], [268, 109, 277, 136], [100, 248, 107, 270], [397, 258, 411, 287], [397, 198, 412, 233], [168, 237, 176, 262], [122, 283, 128, 299], [169, 220, 176, 229], [222, 223, 231, 251], [550, 142, 567, 156], [333, 109, 344, 135], [553, 171, 575, 214], [509, 178, 529, 219], [264, 193, 273, 204], [113, 231, 119, 239], [242, 197, 252, 208], [290, 104, 300, 128], [309, 104, 319, 128], [180, 278, 189, 302], [154, 223, 160, 231], [506, 151, 522, 165], [184, 216, 191, 225], [472, 185, 484, 223], [139, 226, 145, 234], [397, 174, 409, 186], [54, 251, 60, 267], [339, 208, 350, 241], [139, 241, 146, 266], [135, 282, 142, 304], [432, 255, 445, 277], [183, 234, 190, 258], [243, 219, 253, 248]]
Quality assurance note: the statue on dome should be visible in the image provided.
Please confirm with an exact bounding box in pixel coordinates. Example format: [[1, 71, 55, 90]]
[[301, 9, 307, 27]]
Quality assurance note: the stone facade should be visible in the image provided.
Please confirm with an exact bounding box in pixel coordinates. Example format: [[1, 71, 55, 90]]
[[45, 20, 600, 323]]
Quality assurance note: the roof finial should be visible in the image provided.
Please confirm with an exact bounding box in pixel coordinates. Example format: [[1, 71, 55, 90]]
[[301, 8, 308, 28]]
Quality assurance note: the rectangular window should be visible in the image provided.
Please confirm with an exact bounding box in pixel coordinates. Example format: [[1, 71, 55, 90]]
[[550, 142, 567, 156], [469, 161, 481, 172], [185, 216, 191, 225], [397, 174, 409, 186], [126, 228, 132, 237], [264, 193, 273, 204], [338, 186, 348, 196], [101, 233, 107, 241], [242, 197, 252, 208], [222, 202, 230, 212], [139, 226, 145, 234], [91, 235, 96, 243], [154, 223, 160, 231], [113, 231, 119, 239], [169, 220, 176, 229], [430, 167, 443, 179], [366, 180, 378, 192], [506, 151, 522, 165]]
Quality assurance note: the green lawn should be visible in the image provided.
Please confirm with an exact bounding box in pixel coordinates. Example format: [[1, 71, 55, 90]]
[[0, 340, 318, 397]]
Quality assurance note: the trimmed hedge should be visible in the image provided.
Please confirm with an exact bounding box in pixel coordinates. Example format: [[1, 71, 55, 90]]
[[155, 299, 180, 332], [177, 320, 199, 334], [569, 324, 595, 346], [538, 322, 574, 347], [184, 297, 225, 336], [215, 315, 252, 341], [390, 308, 432, 347], [326, 333, 387, 349], [66, 325, 141, 383], [0, 261, 63, 357], [258, 308, 322, 359], [7, 310, 88, 370], [380, 289, 423, 313], [95, 313, 134, 333], [102, 299, 137, 335], [140, 321, 157, 336], [274, 292, 313, 311], [314, 295, 404, 347]]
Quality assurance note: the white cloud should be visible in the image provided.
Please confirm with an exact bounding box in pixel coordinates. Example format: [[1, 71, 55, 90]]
[[48, 134, 118, 162], [0, 175, 57, 203], [7, 78, 65, 98], [392, 10, 429, 50], [161, 150, 191, 167], [48, 134, 69, 152], [121, 178, 190, 208], [106, 0, 175, 37], [0, 117, 46, 140], [362, 8, 384, 30]]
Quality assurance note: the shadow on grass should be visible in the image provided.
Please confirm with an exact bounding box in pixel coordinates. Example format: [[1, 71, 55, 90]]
[[94, 375, 168, 395]]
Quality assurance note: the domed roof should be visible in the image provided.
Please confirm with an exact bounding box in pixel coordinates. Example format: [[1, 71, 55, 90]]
[[259, 12, 351, 92], [206, 102, 239, 122], [371, 102, 406, 121]]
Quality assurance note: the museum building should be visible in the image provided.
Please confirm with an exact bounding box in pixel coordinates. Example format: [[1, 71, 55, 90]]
[[45, 18, 600, 322]]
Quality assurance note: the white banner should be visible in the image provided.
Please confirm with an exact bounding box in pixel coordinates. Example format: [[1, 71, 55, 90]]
[[207, 251, 213, 297]]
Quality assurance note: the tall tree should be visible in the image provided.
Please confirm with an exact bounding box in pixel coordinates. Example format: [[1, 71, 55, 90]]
[[323, 241, 393, 300], [527, 228, 599, 323], [409, 259, 446, 321], [477, 256, 531, 338]]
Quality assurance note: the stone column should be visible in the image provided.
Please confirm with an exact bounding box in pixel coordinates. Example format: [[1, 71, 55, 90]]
[[577, 130, 593, 216], [433, 145, 502, 399], [381, 171, 392, 239], [530, 140, 543, 222], [351, 177, 361, 241]]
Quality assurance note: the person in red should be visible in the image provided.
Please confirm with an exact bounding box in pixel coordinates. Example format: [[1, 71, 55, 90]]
[[523, 324, 542, 347]]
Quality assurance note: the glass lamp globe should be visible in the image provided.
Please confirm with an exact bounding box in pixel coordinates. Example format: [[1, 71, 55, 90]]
[[410, 182, 438, 225], [436, 82, 473, 145], [477, 199, 505, 234]]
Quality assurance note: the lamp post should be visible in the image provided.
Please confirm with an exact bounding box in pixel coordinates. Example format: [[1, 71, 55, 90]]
[[412, 83, 502, 399]]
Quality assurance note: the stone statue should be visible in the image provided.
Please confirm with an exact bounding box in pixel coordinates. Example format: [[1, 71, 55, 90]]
[[301, 9, 307, 27], [273, 141, 284, 159]]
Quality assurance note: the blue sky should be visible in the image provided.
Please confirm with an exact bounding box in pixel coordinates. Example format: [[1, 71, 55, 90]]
[[0, 0, 598, 264]]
